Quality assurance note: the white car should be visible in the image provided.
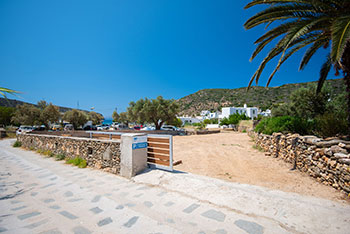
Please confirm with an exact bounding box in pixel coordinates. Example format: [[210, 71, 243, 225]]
[[161, 125, 177, 131], [16, 125, 34, 135], [97, 124, 110, 131], [141, 126, 155, 131]]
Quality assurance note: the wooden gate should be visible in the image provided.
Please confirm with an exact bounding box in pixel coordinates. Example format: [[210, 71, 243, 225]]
[[147, 135, 173, 171]]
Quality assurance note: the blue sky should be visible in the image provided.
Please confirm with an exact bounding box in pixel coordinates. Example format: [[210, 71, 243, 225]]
[[0, 0, 335, 118]]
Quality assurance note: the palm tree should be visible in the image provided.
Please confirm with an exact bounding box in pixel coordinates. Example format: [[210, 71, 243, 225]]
[[0, 87, 19, 97], [244, 0, 350, 133]]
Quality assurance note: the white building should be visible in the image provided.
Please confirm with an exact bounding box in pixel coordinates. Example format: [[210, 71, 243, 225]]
[[179, 116, 202, 125], [259, 109, 272, 117], [220, 104, 258, 120], [200, 110, 211, 117]]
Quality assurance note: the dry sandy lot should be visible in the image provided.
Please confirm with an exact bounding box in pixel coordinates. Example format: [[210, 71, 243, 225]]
[[173, 132, 348, 203]]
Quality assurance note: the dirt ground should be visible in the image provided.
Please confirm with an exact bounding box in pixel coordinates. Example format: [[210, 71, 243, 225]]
[[173, 132, 349, 203]]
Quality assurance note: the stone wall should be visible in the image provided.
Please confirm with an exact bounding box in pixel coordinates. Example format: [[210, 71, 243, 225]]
[[249, 131, 350, 195], [17, 133, 121, 174]]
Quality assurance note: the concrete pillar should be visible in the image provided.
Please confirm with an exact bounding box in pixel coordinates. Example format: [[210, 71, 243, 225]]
[[120, 133, 148, 178]]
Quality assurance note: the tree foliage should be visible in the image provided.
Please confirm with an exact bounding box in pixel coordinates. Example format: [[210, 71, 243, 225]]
[[112, 111, 120, 122], [272, 85, 330, 119], [40, 103, 60, 127], [219, 113, 249, 126], [269, 86, 346, 137], [88, 111, 104, 125], [255, 116, 313, 135], [127, 96, 179, 130], [244, 0, 350, 88], [63, 109, 87, 129], [167, 118, 183, 128], [37, 100, 48, 110], [245, 0, 350, 133], [11, 104, 41, 126], [0, 106, 15, 126]]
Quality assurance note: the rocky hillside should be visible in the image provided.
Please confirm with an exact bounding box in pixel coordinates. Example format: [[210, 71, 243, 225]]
[[0, 97, 90, 114], [177, 78, 345, 116]]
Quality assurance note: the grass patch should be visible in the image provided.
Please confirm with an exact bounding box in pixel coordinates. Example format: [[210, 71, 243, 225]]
[[55, 153, 66, 161], [252, 144, 264, 152], [43, 150, 54, 157], [12, 141, 22, 147], [66, 157, 87, 168], [6, 132, 16, 138]]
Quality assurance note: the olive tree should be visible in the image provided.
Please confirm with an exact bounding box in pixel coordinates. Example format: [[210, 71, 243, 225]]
[[63, 109, 87, 129], [11, 104, 41, 126], [127, 96, 179, 130], [40, 103, 60, 128], [88, 111, 104, 125]]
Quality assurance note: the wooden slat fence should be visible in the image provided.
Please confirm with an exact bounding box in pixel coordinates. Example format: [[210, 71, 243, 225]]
[[147, 135, 173, 171]]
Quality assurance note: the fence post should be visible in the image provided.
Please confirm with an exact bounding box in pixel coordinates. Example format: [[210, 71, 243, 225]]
[[120, 133, 148, 178]]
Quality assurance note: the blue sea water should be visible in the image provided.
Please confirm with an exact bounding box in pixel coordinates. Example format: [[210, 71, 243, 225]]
[[102, 119, 113, 125]]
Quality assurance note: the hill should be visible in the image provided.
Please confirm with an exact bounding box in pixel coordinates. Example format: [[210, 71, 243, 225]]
[[0, 97, 91, 114], [177, 79, 345, 116]]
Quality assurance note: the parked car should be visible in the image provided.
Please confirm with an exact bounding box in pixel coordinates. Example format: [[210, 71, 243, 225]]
[[33, 125, 46, 131], [161, 125, 177, 131], [141, 126, 155, 131], [133, 125, 141, 131], [64, 124, 74, 131], [51, 124, 62, 131], [97, 124, 110, 131], [83, 125, 97, 130], [114, 123, 129, 130], [16, 125, 34, 135]]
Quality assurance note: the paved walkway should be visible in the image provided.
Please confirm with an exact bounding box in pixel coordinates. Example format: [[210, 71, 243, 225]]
[[0, 139, 349, 234]]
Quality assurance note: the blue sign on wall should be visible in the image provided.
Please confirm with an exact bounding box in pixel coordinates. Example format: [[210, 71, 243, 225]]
[[132, 142, 148, 149]]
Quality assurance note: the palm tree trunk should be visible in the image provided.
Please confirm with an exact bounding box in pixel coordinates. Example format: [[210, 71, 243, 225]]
[[342, 43, 350, 136], [345, 74, 350, 136]]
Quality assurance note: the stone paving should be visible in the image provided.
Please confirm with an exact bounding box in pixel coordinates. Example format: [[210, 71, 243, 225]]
[[0, 139, 350, 233]]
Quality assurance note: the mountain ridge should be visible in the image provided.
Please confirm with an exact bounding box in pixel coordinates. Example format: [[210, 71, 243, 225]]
[[176, 78, 345, 116], [0, 97, 93, 114]]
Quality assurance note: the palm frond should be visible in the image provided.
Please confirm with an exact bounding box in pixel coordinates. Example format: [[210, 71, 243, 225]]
[[331, 16, 350, 64], [266, 36, 318, 86], [245, 0, 336, 9], [0, 87, 20, 98], [317, 54, 331, 93], [299, 36, 328, 70], [244, 4, 321, 29]]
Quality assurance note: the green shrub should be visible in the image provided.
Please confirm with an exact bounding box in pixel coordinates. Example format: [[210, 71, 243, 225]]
[[29, 146, 35, 151], [66, 157, 87, 168], [315, 113, 348, 137], [254, 116, 312, 135], [220, 113, 249, 126], [43, 150, 54, 157], [252, 144, 264, 152], [78, 160, 87, 168], [13, 141, 22, 147], [55, 153, 66, 161]]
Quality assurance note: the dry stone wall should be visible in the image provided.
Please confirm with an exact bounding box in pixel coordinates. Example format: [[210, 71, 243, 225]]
[[17, 133, 121, 174], [249, 131, 350, 196]]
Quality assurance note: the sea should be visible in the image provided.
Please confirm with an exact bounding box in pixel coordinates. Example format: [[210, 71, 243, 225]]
[[102, 119, 113, 125]]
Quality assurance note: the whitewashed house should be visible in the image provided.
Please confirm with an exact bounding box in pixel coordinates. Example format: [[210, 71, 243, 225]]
[[220, 104, 258, 120], [259, 109, 272, 117], [179, 116, 202, 125], [200, 110, 211, 118]]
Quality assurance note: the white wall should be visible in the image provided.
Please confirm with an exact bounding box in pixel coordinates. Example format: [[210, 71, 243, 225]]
[[179, 117, 201, 125]]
